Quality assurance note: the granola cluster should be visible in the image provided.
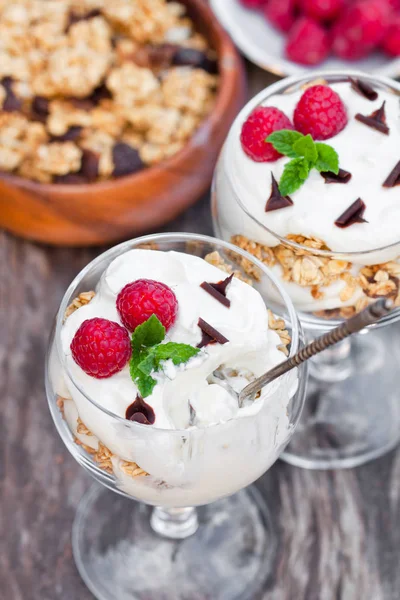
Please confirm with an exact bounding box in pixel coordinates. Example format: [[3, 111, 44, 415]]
[[232, 235, 400, 319], [0, 0, 218, 183]]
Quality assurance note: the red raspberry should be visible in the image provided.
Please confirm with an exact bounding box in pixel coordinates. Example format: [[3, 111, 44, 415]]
[[71, 318, 131, 379], [300, 0, 344, 21], [285, 17, 331, 65], [332, 0, 391, 60], [240, 106, 293, 162], [382, 16, 400, 56], [293, 85, 348, 140], [264, 0, 296, 33], [239, 0, 267, 8], [117, 279, 178, 332]]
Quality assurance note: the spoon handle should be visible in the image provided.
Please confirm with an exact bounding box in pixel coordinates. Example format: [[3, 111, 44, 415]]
[[239, 298, 394, 404]]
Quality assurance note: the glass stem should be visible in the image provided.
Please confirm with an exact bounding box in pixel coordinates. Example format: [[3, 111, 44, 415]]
[[150, 506, 199, 539], [308, 336, 354, 383]]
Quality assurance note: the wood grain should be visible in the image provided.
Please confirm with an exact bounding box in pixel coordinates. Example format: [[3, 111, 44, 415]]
[[2, 64, 400, 600]]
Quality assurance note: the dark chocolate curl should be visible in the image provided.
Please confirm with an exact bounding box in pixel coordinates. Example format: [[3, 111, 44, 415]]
[[335, 198, 368, 229]]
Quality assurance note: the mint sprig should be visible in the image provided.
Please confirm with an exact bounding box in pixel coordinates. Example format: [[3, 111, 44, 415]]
[[129, 315, 200, 398], [266, 130, 339, 197]]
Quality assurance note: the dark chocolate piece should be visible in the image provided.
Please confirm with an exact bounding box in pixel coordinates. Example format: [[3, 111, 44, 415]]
[[112, 142, 146, 177], [197, 318, 229, 348], [80, 149, 100, 181], [1, 77, 22, 112], [265, 174, 293, 212], [51, 126, 82, 142], [89, 83, 112, 105], [31, 96, 50, 120], [383, 160, 400, 188], [126, 395, 155, 425], [335, 198, 368, 228], [321, 168, 352, 184], [173, 48, 218, 74], [200, 274, 233, 308], [355, 101, 389, 135], [350, 78, 378, 101]]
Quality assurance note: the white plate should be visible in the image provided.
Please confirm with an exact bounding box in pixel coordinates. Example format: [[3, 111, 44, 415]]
[[210, 0, 400, 78]]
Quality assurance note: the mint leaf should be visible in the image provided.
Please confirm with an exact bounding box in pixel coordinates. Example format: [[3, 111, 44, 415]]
[[278, 158, 310, 196], [315, 143, 339, 174], [135, 373, 157, 398], [131, 314, 165, 352], [129, 350, 157, 398], [153, 342, 200, 366], [293, 134, 317, 165], [266, 130, 303, 158]]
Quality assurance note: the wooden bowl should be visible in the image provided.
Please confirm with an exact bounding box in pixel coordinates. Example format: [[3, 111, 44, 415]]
[[0, 0, 246, 247]]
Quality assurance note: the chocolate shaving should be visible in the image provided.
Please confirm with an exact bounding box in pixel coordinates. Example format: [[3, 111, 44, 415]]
[[355, 101, 389, 135], [197, 318, 229, 348], [1, 77, 22, 112], [350, 78, 378, 101], [265, 174, 293, 212], [321, 168, 352, 184], [335, 198, 368, 228], [112, 142, 146, 177], [200, 274, 233, 308], [126, 395, 155, 425], [383, 160, 400, 188]]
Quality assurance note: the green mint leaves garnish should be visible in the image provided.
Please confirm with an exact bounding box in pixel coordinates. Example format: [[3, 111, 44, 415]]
[[129, 315, 200, 398], [266, 130, 339, 197]]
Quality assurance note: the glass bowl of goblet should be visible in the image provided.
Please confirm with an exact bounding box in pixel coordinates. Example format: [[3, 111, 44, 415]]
[[45, 232, 307, 600]]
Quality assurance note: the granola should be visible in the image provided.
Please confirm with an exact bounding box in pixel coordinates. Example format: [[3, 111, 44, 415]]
[[231, 234, 400, 319], [0, 0, 219, 183]]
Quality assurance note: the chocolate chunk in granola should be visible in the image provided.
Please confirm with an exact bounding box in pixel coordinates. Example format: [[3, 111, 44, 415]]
[[173, 48, 218, 74], [31, 96, 50, 120], [126, 395, 155, 425], [112, 142, 145, 177], [265, 174, 293, 212], [335, 198, 368, 228], [350, 78, 378, 101], [197, 318, 229, 348], [355, 101, 389, 135], [51, 126, 82, 142], [148, 44, 179, 69], [383, 160, 400, 188], [89, 83, 112, 105], [80, 149, 100, 181], [1, 77, 22, 112], [200, 274, 233, 308], [321, 168, 352, 184]]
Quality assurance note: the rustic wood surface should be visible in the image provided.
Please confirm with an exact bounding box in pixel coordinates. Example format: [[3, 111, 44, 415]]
[[2, 64, 400, 600]]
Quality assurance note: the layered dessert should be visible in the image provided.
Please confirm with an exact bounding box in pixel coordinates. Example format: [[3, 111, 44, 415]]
[[51, 248, 297, 506], [214, 74, 400, 317]]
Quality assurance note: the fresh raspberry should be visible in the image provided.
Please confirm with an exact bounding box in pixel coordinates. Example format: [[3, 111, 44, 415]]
[[332, 0, 391, 60], [293, 85, 348, 140], [264, 0, 296, 33], [239, 0, 267, 8], [117, 279, 178, 332], [71, 318, 131, 379], [300, 0, 344, 21], [285, 17, 331, 65], [240, 106, 294, 162], [382, 16, 400, 56]]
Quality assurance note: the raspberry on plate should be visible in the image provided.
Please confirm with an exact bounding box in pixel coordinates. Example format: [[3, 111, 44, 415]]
[[264, 0, 297, 33], [71, 318, 132, 379], [117, 279, 178, 332], [300, 0, 344, 22], [240, 106, 294, 162], [285, 17, 331, 65], [382, 16, 400, 56], [332, 0, 391, 60], [293, 85, 348, 140]]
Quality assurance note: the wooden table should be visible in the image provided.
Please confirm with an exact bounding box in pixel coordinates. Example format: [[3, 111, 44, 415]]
[[2, 64, 400, 600]]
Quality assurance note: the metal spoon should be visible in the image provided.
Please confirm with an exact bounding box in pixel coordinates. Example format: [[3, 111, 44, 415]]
[[224, 298, 393, 408]]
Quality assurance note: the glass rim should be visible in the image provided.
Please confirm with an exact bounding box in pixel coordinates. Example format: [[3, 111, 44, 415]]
[[228, 69, 400, 259], [54, 232, 303, 434]]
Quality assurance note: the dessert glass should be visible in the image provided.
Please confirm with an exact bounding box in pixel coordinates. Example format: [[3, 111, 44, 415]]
[[212, 70, 400, 470], [45, 233, 307, 600]]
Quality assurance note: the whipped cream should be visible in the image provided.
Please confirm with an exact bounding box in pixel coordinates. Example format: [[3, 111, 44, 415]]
[[226, 80, 400, 256], [51, 249, 298, 506]]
